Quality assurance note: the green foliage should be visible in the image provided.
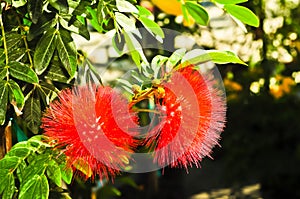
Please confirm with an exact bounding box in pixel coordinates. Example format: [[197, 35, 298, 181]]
[[224, 4, 259, 27], [0, 135, 72, 199], [184, 2, 209, 26]]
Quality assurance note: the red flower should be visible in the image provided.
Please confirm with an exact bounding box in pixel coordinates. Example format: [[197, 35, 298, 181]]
[[146, 65, 226, 169], [42, 85, 137, 180]]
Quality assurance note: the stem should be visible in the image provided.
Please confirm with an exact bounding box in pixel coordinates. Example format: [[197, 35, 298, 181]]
[[16, 16, 34, 68], [0, 5, 9, 81]]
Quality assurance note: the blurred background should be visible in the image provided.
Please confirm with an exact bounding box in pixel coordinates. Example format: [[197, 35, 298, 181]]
[[70, 0, 300, 198]]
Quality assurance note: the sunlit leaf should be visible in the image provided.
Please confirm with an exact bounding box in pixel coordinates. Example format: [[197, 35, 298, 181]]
[[224, 4, 259, 27], [115, 12, 136, 31], [46, 160, 62, 187], [16, 160, 27, 184], [0, 156, 20, 170], [12, 0, 27, 7], [167, 48, 186, 69], [208, 50, 247, 65], [48, 0, 69, 13], [59, 14, 90, 40], [139, 16, 164, 38], [151, 55, 168, 78], [0, 169, 9, 194], [116, 0, 138, 13], [185, 2, 209, 26], [86, 6, 104, 32], [73, 158, 92, 178], [1, 173, 15, 199], [182, 49, 247, 65], [19, 174, 49, 199], [60, 165, 73, 185], [123, 30, 141, 70], [214, 0, 248, 4], [7, 147, 31, 158], [137, 5, 152, 17]]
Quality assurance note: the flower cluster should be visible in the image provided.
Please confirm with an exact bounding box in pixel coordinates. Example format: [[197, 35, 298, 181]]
[[41, 64, 226, 181], [42, 86, 138, 180], [145, 66, 226, 169]]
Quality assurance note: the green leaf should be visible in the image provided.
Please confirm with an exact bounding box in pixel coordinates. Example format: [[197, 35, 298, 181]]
[[5, 32, 26, 62], [8, 48, 26, 62], [48, 0, 69, 13], [185, 2, 209, 26], [34, 28, 57, 75], [181, 49, 247, 65], [56, 30, 77, 77], [0, 156, 20, 170], [7, 147, 31, 158], [28, 14, 57, 41], [0, 80, 8, 125], [115, 12, 136, 31], [19, 174, 49, 199], [0, 63, 6, 80], [7, 79, 25, 108], [97, 0, 104, 24], [166, 48, 186, 69], [27, 135, 50, 148], [12, 0, 27, 7], [139, 16, 165, 38], [214, 0, 248, 4], [112, 33, 125, 55], [36, 82, 58, 105], [9, 61, 39, 83], [151, 55, 168, 78], [208, 50, 247, 65], [123, 30, 148, 70], [16, 160, 27, 184], [59, 14, 90, 40], [6, 32, 23, 55], [0, 49, 5, 64], [1, 173, 15, 199], [45, 55, 70, 83], [137, 5, 152, 17], [47, 160, 62, 186], [224, 4, 259, 27], [123, 31, 141, 70], [27, 0, 44, 23], [22, 156, 48, 182], [60, 166, 73, 184], [0, 169, 9, 194], [116, 0, 138, 13], [23, 94, 41, 134], [86, 6, 104, 33]]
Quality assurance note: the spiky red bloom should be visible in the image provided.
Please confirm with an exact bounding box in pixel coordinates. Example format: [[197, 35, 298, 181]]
[[146, 66, 226, 169], [42, 86, 137, 180]]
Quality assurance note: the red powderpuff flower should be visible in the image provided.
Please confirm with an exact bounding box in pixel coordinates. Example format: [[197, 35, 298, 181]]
[[42, 85, 138, 180], [146, 65, 226, 170]]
